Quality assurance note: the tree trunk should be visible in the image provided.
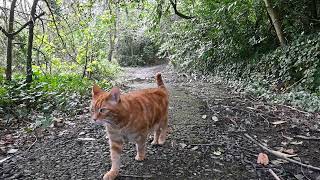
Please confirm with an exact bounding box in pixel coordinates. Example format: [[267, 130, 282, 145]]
[[26, 0, 39, 83], [107, 0, 117, 62], [263, 0, 286, 46], [311, 0, 319, 29], [5, 0, 18, 81], [82, 41, 89, 78], [108, 32, 114, 61], [311, 0, 318, 19]]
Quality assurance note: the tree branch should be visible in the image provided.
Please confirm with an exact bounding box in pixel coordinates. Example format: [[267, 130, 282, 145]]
[[0, 26, 9, 36], [43, 0, 76, 62], [11, 12, 45, 36], [169, 0, 194, 19]]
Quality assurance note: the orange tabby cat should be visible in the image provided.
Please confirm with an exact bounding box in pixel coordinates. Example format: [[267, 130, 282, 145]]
[[91, 73, 169, 180]]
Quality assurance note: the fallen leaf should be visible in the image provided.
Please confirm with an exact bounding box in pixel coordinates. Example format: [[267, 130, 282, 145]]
[[281, 141, 288, 146], [77, 138, 96, 141], [211, 116, 219, 122], [191, 146, 198, 151], [271, 159, 289, 165], [257, 153, 269, 166], [53, 118, 64, 127], [213, 150, 222, 156], [201, 115, 207, 119], [294, 174, 304, 180], [283, 148, 295, 155], [271, 120, 287, 125], [7, 148, 18, 154], [179, 143, 187, 149], [290, 141, 303, 145]]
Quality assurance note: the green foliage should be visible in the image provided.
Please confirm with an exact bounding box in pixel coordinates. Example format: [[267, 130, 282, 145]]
[[117, 35, 160, 66], [257, 33, 320, 91], [0, 73, 114, 125]]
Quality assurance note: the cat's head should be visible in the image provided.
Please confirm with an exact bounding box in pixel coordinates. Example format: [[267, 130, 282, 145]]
[[90, 84, 121, 127]]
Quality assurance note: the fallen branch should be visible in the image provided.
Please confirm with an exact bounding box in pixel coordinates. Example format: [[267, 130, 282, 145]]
[[268, 169, 281, 180], [0, 156, 12, 164], [27, 135, 38, 151], [280, 104, 309, 114], [295, 135, 320, 141], [189, 143, 222, 146], [244, 133, 320, 172], [119, 174, 153, 178]]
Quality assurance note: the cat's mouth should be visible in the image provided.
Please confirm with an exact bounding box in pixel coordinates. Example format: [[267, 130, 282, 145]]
[[93, 119, 118, 128]]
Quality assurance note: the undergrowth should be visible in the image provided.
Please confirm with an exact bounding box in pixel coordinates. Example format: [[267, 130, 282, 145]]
[[169, 33, 320, 112], [0, 65, 120, 129]]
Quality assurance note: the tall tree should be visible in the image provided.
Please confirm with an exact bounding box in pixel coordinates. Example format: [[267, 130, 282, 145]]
[[263, 0, 286, 46], [26, 0, 40, 83], [5, 0, 17, 81], [107, 1, 118, 62]]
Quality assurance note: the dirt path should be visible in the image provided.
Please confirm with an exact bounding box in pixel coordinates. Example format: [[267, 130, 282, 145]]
[[1, 64, 320, 180]]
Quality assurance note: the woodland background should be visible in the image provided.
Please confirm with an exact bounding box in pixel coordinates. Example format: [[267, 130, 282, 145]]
[[0, 0, 319, 128]]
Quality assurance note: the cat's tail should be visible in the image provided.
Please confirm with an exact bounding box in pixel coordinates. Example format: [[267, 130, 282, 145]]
[[156, 73, 165, 88]]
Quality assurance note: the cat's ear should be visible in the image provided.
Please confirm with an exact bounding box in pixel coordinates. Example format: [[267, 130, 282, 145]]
[[110, 87, 121, 103], [92, 84, 103, 96]]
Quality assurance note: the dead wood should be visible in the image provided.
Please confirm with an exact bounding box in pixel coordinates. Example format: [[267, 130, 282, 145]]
[[295, 135, 320, 141], [244, 133, 320, 172], [268, 169, 281, 180], [119, 174, 153, 178]]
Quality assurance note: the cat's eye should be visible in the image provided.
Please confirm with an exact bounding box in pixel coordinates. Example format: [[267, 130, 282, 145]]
[[99, 108, 108, 113]]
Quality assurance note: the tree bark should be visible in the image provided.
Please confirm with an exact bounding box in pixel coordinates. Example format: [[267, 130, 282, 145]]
[[311, 0, 318, 20], [5, 0, 18, 81], [263, 0, 286, 46], [82, 41, 89, 78], [169, 0, 194, 19], [107, 0, 118, 62], [26, 0, 40, 83], [310, 0, 319, 29]]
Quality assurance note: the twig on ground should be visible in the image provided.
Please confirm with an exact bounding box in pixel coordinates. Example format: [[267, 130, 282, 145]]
[[171, 123, 215, 126], [225, 117, 238, 126], [244, 133, 320, 172], [281, 132, 293, 141], [27, 135, 38, 151], [119, 174, 153, 178], [0, 156, 12, 164], [295, 135, 320, 141], [268, 169, 281, 180], [189, 143, 222, 146], [280, 104, 309, 114]]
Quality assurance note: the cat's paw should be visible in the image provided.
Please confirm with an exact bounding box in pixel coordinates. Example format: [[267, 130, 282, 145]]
[[151, 140, 158, 145], [135, 154, 145, 161], [158, 139, 166, 145], [103, 170, 118, 180]]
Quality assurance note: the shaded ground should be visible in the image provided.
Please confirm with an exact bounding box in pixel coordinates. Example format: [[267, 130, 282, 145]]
[[1, 64, 320, 180]]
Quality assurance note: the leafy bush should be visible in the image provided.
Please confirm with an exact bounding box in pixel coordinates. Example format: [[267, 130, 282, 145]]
[[0, 63, 118, 127], [256, 33, 320, 91], [117, 35, 162, 66]]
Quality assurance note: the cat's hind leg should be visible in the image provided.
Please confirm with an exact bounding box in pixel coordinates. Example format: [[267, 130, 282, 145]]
[[158, 115, 168, 145], [151, 123, 160, 145]]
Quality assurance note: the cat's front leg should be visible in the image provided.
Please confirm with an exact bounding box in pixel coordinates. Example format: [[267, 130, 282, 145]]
[[103, 140, 123, 180], [135, 136, 147, 161]]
